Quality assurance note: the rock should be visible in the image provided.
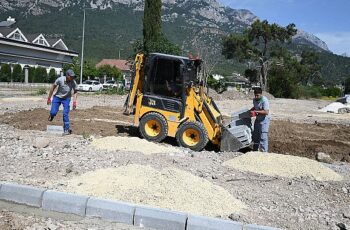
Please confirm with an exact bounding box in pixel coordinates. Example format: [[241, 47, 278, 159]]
[[342, 187, 348, 194], [343, 212, 350, 219], [336, 223, 347, 230], [228, 213, 240, 221], [341, 154, 350, 162], [316, 152, 334, 164], [33, 138, 50, 148], [212, 175, 218, 180], [65, 162, 73, 174]]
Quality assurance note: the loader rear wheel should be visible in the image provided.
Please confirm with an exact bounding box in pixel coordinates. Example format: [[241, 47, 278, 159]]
[[176, 121, 208, 151], [139, 112, 168, 142]]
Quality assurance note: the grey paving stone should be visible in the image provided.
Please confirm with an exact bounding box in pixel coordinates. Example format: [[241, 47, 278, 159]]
[[86, 197, 135, 224], [244, 224, 281, 230], [42, 190, 89, 216], [134, 206, 187, 230], [47, 125, 64, 134], [0, 183, 46, 207], [187, 214, 243, 230]]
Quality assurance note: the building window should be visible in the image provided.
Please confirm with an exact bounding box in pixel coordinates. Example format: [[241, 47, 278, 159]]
[[38, 38, 45, 45], [11, 31, 25, 41]]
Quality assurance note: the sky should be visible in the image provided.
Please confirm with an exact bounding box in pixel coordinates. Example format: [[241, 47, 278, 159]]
[[218, 0, 350, 56]]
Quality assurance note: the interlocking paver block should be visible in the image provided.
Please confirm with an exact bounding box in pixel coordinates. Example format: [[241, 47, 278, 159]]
[[86, 198, 135, 224], [0, 183, 46, 207], [187, 215, 243, 230], [134, 206, 187, 230], [42, 190, 89, 216], [244, 224, 281, 230]]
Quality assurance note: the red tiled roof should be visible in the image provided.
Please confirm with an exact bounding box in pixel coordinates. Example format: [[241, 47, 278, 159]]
[[96, 59, 131, 71]]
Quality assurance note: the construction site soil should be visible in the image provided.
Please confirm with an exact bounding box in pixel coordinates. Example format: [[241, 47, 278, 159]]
[[1, 106, 350, 162], [1, 91, 350, 230]]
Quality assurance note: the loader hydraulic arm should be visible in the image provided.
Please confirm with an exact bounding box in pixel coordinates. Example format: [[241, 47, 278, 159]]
[[124, 54, 144, 115]]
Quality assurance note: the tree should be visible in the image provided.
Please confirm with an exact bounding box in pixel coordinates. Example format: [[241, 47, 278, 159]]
[[300, 50, 323, 86], [29, 67, 35, 83], [141, 0, 181, 55], [0, 64, 11, 82], [222, 20, 297, 91], [33, 67, 48, 83], [143, 0, 162, 52], [48, 68, 57, 83], [244, 69, 258, 83], [345, 77, 350, 94], [83, 61, 97, 80], [96, 65, 122, 80], [64, 57, 81, 82], [12, 64, 23, 82]]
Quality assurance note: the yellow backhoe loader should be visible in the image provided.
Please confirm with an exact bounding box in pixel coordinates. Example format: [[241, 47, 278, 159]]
[[124, 53, 252, 151]]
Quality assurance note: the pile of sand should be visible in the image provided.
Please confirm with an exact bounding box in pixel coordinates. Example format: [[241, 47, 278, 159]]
[[91, 136, 182, 155], [223, 152, 343, 181], [66, 164, 246, 217]]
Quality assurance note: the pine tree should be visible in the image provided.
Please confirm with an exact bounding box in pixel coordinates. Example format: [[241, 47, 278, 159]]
[[222, 20, 297, 91]]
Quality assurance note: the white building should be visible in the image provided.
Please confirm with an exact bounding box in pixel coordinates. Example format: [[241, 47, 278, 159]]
[[0, 16, 78, 83]]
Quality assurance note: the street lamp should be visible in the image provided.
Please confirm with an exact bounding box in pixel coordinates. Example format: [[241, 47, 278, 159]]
[[79, 8, 86, 85]]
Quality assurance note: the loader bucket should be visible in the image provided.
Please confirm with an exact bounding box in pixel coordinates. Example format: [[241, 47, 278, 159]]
[[220, 109, 253, 152], [220, 127, 244, 152]]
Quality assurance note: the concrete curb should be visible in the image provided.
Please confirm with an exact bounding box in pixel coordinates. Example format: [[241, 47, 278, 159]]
[[86, 197, 135, 225], [244, 224, 281, 230], [42, 190, 89, 216], [134, 205, 187, 230], [0, 182, 282, 230], [187, 214, 243, 230], [0, 182, 46, 207]]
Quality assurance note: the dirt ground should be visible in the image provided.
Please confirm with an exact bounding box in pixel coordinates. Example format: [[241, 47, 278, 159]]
[[1, 90, 350, 230], [1, 106, 350, 161]]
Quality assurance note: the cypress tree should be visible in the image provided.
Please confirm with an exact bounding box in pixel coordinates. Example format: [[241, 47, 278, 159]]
[[143, 0, 162, 52], [48, 68, 57, 83], [0, 64, 11, 82], [12, 64, 23, 82]]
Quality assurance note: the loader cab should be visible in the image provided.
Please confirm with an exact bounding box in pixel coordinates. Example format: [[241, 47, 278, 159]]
[[144, 53, 201, 98]]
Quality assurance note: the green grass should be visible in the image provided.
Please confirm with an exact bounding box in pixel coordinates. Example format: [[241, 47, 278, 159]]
[[31, 87, 47, 96]]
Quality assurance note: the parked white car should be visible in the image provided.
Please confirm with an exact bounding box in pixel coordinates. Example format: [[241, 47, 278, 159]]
[[102, 80, 123, 90], [77, 80, 103, 92]]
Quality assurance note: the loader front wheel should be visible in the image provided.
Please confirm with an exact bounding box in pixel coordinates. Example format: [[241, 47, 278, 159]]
[[139, 112, 168, 142], [176, 121, 208, 151]]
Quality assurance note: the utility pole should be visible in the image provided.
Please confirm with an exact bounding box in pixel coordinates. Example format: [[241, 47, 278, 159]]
[[79, 7, 86, 85]]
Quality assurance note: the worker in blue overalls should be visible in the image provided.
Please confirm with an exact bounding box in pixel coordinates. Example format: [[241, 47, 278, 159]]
[[47, 69, 78, 135], [250, 87, 270, 152]]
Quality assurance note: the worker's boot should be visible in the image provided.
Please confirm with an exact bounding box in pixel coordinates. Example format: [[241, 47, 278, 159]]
[[63, 129, 72, 136], [48, 115, 55, 122]]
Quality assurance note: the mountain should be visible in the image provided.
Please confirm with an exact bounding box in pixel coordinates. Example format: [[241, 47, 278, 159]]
[[0, 0, 349, 82], [293, 30, 329, 52]]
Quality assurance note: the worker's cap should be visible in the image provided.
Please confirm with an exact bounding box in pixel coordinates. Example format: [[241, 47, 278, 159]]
[[66, 69, 75, 77]]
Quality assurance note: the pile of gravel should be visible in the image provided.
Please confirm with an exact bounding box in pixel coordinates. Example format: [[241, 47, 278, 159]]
[[66, 164, 246, 217], [223, 152, 343, 181], [91, 136, 182, 155]]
